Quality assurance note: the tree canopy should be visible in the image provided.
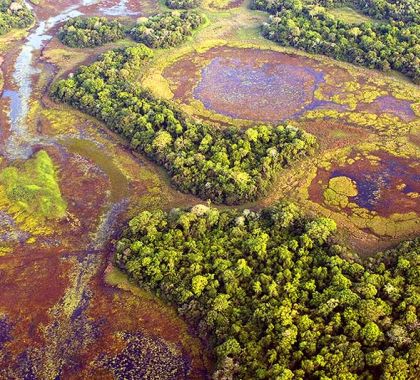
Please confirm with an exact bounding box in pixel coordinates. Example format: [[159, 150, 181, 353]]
[[130, 11, 204, 48], [58, 16, 125, 48], [51, 46, 315, 204], [254, 0, 420, 82], [116, 203, 420, 379], [165, 0, 201, 9], [0, 0, 33, 35]]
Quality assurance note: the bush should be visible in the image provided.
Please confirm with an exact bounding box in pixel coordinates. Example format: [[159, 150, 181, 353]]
[[261, 5, 420, 83], [0, 0, 33, 35], [165, 0, 201, 9]]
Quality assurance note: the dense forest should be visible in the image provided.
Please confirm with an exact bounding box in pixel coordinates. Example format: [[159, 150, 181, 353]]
[[0, 0, 33, 35], [51, 46, 315, 204], [165, 0, 201, 9], [116, 203, 420, 379], [58, 16, 125, 48], [255, 0, 420, 82], [130, 11, 204, 48], [253, 0, 419, 23]]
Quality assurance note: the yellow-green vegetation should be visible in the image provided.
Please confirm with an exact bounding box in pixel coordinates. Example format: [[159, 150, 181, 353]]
[[202, 0, 233, 10], [0, 26, 28, 52], [328, 6, 374, 24], [323, 176, 358, 209], [0, 150, 67, 235], [51, 46, 316, 204], [141, 36, 419, 134], [117, 204, 420, 379], [279, 145, 419, 239]]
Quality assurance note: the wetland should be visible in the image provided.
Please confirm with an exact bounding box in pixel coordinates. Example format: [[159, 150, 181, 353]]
[[0, 0, 419, 378]]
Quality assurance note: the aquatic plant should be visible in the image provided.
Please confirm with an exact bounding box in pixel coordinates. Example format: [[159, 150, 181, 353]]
[[0, 150, 67, 221]]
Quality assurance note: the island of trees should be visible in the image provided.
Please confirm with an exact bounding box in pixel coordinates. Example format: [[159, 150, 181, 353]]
[[116, 203, 420, 379], [254, 0, 420, 83], [58, 16, 124, 48], [51, 46, 315, 204], [130, 11, 204, 48], [0, 0, 33, 35]]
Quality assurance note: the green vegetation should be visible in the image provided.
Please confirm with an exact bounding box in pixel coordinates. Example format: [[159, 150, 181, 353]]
[[51, 46, 315, 204], [58, 16, 125, 48], [116, 203, 420, 379], [254, 0, 420, 82], [328, 6, 373, 24], [260, 6, 419, 83], [352, 0, 419, 23], [165, 0, 201, 9], [252, 0, 419, 23], [323, 176, 358, 209], [0, 150, 67, 220], [130, 11, 204, 48], [0, 0, 33, 35]]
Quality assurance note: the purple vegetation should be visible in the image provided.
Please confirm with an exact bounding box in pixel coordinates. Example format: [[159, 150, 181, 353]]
[[193, 56, 347, 122], [103, 331, 190, 379], [193, 57, 318, 121], [357, 95, 416, 121], [0, 315, 11, 348], [331, 155, 420, 212]]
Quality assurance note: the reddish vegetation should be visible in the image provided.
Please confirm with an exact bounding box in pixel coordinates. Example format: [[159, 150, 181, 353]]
[[300, 120, 371, 150], [309, 151, 420, 217], [0, 249, 75, 362], [32, 0, 158, 21], [164, 46, 331, 122], [64, 266, 211, 379]]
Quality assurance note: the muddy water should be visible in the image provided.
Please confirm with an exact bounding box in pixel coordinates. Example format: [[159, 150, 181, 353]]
[[62, 138, 129, 202], [1, 1, 101, 159]]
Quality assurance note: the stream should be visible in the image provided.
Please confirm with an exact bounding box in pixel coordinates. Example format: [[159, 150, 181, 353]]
[[0, 1, 141, 377]]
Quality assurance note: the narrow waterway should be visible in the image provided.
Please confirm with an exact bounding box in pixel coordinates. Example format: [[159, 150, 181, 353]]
[[0, 1, 211, 376]]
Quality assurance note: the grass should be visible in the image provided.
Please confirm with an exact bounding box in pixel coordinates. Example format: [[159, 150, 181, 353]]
[[329, 7, 376, 24], [0, 150, 67, 221]]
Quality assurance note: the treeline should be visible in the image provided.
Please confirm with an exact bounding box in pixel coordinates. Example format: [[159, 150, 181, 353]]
[[57, 11, 204, 49], [0, 0, 33, 35], [130, 11, 203, 48], [165, 0, 201, 9], [58, 16, 124, 48], [259, 3, 420, 83], [253, 0, 419, 23], [116, 203, 420, 379], [51, 46, 315, 204]]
